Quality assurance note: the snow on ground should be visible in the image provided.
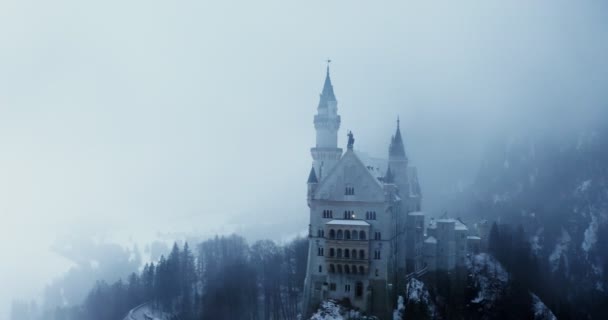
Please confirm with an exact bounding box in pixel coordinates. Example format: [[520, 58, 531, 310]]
[[126, 304, 170, 320], [582, 213, 599, 253], [548, 228, 571, 272], [467, 253, 508, 305], [309, 300, 366, 320], [531, 293, 557, 320], [392, 296, 404, 320], [530, 227, 544, 256], [403, 278, 437, 318], [405, 278, 427, 304]]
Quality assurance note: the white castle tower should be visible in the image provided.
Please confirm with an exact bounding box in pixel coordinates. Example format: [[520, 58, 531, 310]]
[[302, 65, 424, 319], [311, 65, 342, 180]]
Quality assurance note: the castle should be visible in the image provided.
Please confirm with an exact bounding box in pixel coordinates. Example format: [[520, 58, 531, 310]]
[[302, 66, 424, 318], [301, 66, 481, 318]]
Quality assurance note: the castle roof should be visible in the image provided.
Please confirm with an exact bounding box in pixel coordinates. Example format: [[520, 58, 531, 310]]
[[307, 166, 318, 183], [318, 66, 336, 108], [389, 118, 407, 159]]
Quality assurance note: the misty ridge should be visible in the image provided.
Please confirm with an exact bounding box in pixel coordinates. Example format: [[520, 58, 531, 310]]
[[9, 116, 608, 320], [2, 1, 608, 320]]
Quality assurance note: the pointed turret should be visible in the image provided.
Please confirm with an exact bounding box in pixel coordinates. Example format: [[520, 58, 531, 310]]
[[389, 117, 407, 161], [307, 166, 318, 184], [318, 65, 336, 108], [384, 166, 395, 183], [307, 166, 318, 200]]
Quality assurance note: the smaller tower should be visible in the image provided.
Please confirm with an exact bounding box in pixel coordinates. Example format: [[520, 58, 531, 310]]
[[307, 166, 318, 200], [388, 117, 409, 193]]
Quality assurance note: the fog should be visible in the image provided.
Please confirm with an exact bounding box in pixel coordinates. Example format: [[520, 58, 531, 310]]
[[1, 0, 607, 318]]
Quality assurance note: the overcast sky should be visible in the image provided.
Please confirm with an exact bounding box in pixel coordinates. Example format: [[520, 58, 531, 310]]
[[1, 0, 607, 318]]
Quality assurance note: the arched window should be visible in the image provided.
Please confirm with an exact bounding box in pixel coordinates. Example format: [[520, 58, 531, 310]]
[[359, 266, 365, 274], [344, 249, 350, 258], [352, 231, 359, 240], [337, 265, 343, 273], [330, 248, 335, 257], [359, 250, 365, 259], [351, 265, 357, 274], [345, 230, 351, 240], [352, 249, 357, 259], [329, 229, 336, 239], [337, 248, 343, 258], [337, 230, 343, 239], [330, 264, 335, 273], [359, 230, 366, 240], [344, 265, 350, 274]]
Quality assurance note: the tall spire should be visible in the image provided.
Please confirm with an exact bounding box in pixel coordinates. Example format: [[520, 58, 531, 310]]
[[319, 59, 336, 107], [389, 116, 407, 159], [311, 61, 342, 182]]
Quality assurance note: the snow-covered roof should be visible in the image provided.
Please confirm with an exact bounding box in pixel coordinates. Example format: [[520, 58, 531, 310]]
[[467, 236, 481, 240], [424, 236, 437, 244], [455, 220, 468, 231], [326, 219, 370, 226], [408, 211, 425, 216], [354, 151, 388, 181]]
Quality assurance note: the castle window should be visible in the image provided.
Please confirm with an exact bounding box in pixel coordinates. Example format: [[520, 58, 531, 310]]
[[329, 229, 336, 239], [375, 268, 379, 276], [318, 265, 322, 273], [317, 247, 324, 256], [365, 211, 377, 220], [330, 283, 336, 291], [345, 284, 351, 292], [329, 264, 335, 273], [374, 250, 381, 260], [322, 210, 334, 219], [337, 265, 343, 273], [374, 232, 381, 240], [355, 282, 363, 297], [343, 210, 355, 219], [344, 265, 350, 274], [359, 266, 365, 274], [329, 248, 335, 257], [352, 231, 358, 240], [359, 250, 365, 259], [351, 265, 357, 274], [352, 249, 357, 259], [344, 249, 350, 258], [337, 230, 343, 239], [337, 248, 343, 258], [345, 230, 351, 240], [345, 186, 355, 195], [359, 231, 366, 240]]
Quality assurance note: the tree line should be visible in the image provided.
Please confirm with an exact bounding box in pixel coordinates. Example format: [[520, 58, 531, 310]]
[[23, 234, 308, 320]]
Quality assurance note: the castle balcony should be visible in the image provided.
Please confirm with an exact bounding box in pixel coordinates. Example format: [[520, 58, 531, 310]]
[[324, 256, 369, 264], [325, 238, 370, 247], [325, 219, 371, 243], [325, 260, 370, 276]]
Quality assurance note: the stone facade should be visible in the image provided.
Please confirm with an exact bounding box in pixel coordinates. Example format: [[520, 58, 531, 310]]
[[302, 67, 423, 318]]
